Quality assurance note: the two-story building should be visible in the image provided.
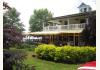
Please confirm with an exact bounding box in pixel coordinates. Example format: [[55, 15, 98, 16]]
[[23, 3, 96, 46]]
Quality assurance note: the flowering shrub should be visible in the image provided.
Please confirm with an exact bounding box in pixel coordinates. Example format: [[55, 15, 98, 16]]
[[35, 44, 96, 63]]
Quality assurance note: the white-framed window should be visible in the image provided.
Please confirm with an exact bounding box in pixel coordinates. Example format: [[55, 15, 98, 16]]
[[80, 9, 82, 12], [84, 8, 87, 12]]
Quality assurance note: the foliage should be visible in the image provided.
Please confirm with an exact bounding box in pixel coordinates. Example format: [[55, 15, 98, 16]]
[[3, 5, 29, 70], [3, 49, 28, 70], [81, 11, 96, 46], [35, 44, 56, 61], [35, 44, 96, 64], [3, 8, 24, 32], [15, 43, 36, 51], [3, 8, 24, 49], [23, 39, 39, 45], [29, 8, 53, 32], [3, 2, 11, 9]]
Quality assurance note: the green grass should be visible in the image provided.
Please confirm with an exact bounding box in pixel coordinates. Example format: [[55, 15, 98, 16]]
[[24, 51, 79, 70], [10, 47, 80, 70]]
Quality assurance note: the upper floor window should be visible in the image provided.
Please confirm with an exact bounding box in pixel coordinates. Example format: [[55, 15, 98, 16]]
[[80, 19, 86, 23], [80, 9, 82, 12], [84, 8, 87, 12], [64, 21, 68, 25], [59, 20, 62, 22]]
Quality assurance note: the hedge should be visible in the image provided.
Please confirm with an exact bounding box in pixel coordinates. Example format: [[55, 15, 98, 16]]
[[35, 44, 96, 64], [15, 43, 36, 51]]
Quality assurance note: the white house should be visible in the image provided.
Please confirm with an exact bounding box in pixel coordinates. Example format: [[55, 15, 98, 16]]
[[23, 3, 96, 46]]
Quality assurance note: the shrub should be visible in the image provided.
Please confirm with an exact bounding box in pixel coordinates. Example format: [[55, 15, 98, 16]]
[[3, 49, 27, 70], [35, 44, 96, 64], [35, 44, 56, 60], [15, 43, 36, 51]]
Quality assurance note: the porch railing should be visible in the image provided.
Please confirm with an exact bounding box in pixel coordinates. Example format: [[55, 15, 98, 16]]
[[43, 23, 86, 31]]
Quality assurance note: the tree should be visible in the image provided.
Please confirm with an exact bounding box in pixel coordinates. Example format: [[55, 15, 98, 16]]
[[3, 3, 30, 70], [3, 8, 25, 49], [81, 11, 96, 46], [29, 8, 53, 32], [3, 2, 11, 9], [3, 8, 25, 32]]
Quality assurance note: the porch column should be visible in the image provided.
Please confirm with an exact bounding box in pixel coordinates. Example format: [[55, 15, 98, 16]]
[[49, 35, 51, 44], [78, 35, 80, 46], [86, 18, 89, 24], [73, 33, 75, 46], [67, 34, 70, 45], [67, 18, 70, 30], [50, 35, 53, 44], [51, 35, 53, 44], [65, 34, 67, 45], [62, 33, 63, 45]]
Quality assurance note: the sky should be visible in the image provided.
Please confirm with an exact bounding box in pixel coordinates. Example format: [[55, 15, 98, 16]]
[[3, 0, 96, 32]]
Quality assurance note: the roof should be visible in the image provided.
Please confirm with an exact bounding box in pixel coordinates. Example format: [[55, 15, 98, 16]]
[[51, 10, 96, 20], [78, 2, 87, 8], [78, 2, 92, 9]]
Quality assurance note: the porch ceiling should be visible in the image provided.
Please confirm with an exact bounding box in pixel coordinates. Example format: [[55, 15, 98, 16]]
[[24, 30, 83, 35]]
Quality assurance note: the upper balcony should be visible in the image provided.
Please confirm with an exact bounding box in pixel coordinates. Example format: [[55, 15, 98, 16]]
[[43, 23, 86, 31]]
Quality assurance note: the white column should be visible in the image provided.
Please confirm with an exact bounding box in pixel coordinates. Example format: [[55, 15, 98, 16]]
[[67, 18, 70, 30], [57, 25, 61, 31], [86, 18, 89, 24]]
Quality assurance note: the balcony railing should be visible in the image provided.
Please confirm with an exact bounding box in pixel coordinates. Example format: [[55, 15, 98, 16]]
[[43, 23, 86, 31]]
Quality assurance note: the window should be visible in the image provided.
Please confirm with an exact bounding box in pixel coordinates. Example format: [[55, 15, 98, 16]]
[[59, 20, 62, 22], [80, 9, 82, 12], [80, 19, 86, 23], [84, 8, 87, 12], [64, 21, 68, 25]]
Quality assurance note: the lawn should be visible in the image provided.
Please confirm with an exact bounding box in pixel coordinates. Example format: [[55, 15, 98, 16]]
[[9, 44, 96, 70], [10, 47, 80, 70], [24, 51, 79, 70]]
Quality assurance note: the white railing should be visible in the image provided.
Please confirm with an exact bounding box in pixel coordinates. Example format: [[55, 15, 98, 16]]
[[43, 23, 86, 31]]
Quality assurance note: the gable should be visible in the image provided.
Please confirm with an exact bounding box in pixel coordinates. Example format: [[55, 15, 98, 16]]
[[78, 3, 87, 8]]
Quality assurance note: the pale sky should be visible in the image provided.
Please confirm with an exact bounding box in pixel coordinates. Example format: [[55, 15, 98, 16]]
[[3, 0, 96, 32]]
